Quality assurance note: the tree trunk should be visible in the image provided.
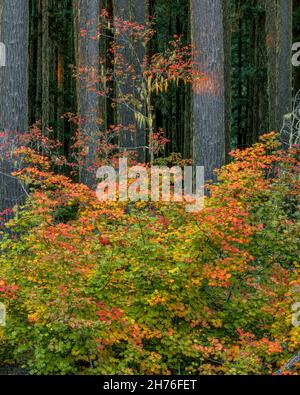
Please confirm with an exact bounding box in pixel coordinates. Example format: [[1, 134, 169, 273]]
[[191, 0, 226, 181], [223, 0, 232, 161], [74, 0, 100, 187], [41, 0, 50, 130], [0, 0, 29, 211], [113, 0, 147, 163], [266, 0, 293, 132]]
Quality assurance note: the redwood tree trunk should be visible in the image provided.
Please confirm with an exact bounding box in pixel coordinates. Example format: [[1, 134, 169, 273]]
[[266, 0, 293, 132], [191, 0, 226, 181], [74, 0, 100, 187], [0, 0, 29, 211]]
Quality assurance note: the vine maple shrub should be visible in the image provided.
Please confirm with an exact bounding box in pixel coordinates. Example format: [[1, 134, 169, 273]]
[[0, 133, 299, 374], [71, 12, 203, 173]]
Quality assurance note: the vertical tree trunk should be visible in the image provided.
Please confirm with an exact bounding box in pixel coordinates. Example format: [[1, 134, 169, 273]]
[[99, 0, 108, 134], [223, 0, 232, 161], [28, 0, 37, 126], [0, 0, 29, 211], [277, 0, 293, 129], [35, 0, 42, 122], [191, 0, 226, 181], [41, 0, 50, 130], [236, 0, 244, 148], [113, 0, 134, 156], [74, 0, 100, 187], [113, 0, 147, 163], [133, 0, 147, 163], [254, 0, 268, 140], [0, 0, 29, 133], [266, 0, 293, 131]]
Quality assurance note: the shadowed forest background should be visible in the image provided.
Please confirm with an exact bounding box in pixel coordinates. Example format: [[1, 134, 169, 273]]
[[0, 0, 299, 376]]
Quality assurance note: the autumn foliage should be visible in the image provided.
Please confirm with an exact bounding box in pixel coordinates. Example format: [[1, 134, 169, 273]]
[[0, 133, 299, 374]]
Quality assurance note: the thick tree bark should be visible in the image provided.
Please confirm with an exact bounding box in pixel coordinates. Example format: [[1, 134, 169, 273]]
[[0, 0, 29, 211], [222, 0, 232, 161], [266, 0, 293, 132], [277, 0, 293, 129], [0, 0, 29, 133], [74, 0, 101, 187], [191, 0, 226, 181]]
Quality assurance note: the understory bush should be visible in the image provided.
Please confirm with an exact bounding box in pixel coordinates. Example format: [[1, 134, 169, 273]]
[[0, 133, 299, 374]]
